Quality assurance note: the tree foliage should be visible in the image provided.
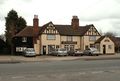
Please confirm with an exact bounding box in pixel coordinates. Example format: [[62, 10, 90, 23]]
[[104, 32, 116, 37], [5, 9, 18, 47], [17, 16, 26, 33], [5, 9, 27, 51]]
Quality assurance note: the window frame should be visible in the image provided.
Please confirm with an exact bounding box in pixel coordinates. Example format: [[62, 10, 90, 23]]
[[22, 37, 27, 42], [89, 36, 96, 41], [47, 34, 56, 40], [108, 45, 112, 49], [66, 36, 73, 41]]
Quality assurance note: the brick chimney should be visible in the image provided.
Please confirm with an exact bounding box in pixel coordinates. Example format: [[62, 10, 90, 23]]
[[33, 15, 39, 43], [71, 16, 79, 30]]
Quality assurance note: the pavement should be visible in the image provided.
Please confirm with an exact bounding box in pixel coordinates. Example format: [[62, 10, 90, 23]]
[[0, 53, 120, 63]]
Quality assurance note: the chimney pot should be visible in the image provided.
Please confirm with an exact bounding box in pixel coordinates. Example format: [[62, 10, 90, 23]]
[[71, 16, 79, 30], [34, 15, 38, 19], [73, 16, 78, 19]]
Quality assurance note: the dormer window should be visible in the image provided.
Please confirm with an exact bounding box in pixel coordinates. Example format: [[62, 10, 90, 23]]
[[22, 37, 27, 42]]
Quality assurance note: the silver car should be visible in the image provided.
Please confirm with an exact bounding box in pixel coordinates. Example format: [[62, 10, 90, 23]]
[[83, 48, 100, 56], [51, 48, 68, 56], [23, 48, 36, 57]]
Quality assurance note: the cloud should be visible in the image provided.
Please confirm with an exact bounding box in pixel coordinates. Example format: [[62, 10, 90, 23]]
[[0, 0, 7, 4], [21, 0, 32, 2], [0, 0, 120, 36], [80, 0, 120, 21]]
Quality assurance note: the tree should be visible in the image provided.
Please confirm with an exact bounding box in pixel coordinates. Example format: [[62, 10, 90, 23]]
[[0, 34, 5, 41], [16, 16, 26, 33], [5, 9, 18, 47], [5, 9, 27, 54], [104, 32, 117, 37], [98, 29, 103, 36]]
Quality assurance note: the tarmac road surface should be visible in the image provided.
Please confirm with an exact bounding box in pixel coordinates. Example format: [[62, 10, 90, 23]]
[[0, 59, 120, 81]]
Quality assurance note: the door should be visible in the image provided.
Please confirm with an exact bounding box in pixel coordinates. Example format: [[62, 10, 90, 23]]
[[43, 46, 46, 55], [103, 45, 106, 54]]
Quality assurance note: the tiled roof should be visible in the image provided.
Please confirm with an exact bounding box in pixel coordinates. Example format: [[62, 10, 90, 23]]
[[95, 36, 120, 46], [110, 37, 120, 46], [14, 22, 94, 37], [95, 36, 105, 43], [55, 25, 91, 36], [15, 26, 33, 37]]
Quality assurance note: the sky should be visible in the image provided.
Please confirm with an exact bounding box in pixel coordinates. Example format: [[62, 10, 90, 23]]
[[0, 0, 120, 36]]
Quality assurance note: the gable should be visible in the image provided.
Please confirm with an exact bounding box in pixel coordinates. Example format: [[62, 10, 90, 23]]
[[101, 37, 114, 44], [85, 26, 100, 36], [42, 23, 59, 34]]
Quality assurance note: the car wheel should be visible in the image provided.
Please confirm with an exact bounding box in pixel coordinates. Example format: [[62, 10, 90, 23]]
[[96, 54, 99, 56], [89, 53, 92, 56]]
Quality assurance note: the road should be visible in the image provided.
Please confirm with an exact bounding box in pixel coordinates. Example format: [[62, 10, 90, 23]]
[[0, 60, 120, 81]]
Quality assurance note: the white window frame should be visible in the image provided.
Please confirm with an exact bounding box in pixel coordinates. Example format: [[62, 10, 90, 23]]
[[108, 45, 112, 49], [22, 37, 27, 42], [89, 36, 96, 41], [47, 35, 56, 40], [16, 47, 27, 52], [67, 36, 73, 41]]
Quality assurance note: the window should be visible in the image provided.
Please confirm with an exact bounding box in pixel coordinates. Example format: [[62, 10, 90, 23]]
[[16, 47, 26, 52], [64, 45, 74, 51], [70, 45, 74, 50], [67, 36, 73, 41], [22, 37, 27, 42], [104, 39, 110, 42], [108, 45, 112, 49], [47, 35, 56, 40], [90, 44, 95, 48], [64, 45, 69, 51], [56, 45, 59, 49], [85, 45, 89, 50], [89, 36, 96, 41], [96, 44, 100, 51]]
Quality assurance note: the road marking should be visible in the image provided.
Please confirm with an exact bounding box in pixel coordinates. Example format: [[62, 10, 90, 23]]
[[91, 71, 104, 74], [12, 76, 25, 79], [78, 72, 86, 75]]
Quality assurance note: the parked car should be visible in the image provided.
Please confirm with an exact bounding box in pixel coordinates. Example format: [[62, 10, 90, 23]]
[[50, 48, 68, 56], [83, 48, 100, 56], [23, 48, 36, 57], [68, 49, 83, 56], [67, 50, 75, 56], [74, 49, 83, 56]]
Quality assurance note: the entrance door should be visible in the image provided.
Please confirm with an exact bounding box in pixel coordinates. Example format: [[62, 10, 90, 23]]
[[43, 46, 46, 55], [103, 45, 106, 54]]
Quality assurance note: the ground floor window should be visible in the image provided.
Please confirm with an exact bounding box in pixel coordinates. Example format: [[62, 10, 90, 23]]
[[56, 45, 59, 49], [70, 45, 74, 50], [64, 45, 69, 51], [64, 45, 74, 51], [48, 45, 55, 53], [16, 47, 26, 52], [85, 45, 89, 50], [48, 45, 59, 54], [90, 44, 95, 48], [108, 45, 112, 49], [95, 44, 100, 51]]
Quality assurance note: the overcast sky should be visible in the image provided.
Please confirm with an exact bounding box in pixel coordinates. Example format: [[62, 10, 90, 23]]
[[0, 0, 120, 36]]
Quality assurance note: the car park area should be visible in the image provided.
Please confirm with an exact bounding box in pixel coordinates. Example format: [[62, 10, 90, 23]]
[[49, 47, 101, 57]]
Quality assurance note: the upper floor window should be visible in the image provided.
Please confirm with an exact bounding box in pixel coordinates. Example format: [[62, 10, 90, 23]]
[[47, 35, 56, 40], [89, 36, 96, 41], [67, 36, 73, 41], [22, 37, 27, 42]]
